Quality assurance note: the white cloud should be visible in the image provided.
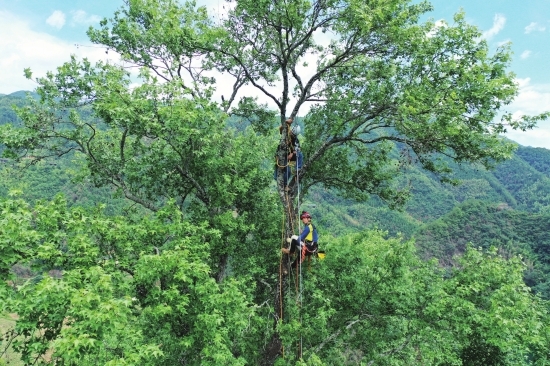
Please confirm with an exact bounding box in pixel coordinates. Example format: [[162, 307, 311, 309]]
[[427, 19, 447, 38], [525, 22, 546, 34], [497, 39, 511, 47], [515, 77, 531, 89], [0, 11, 119, 94], [505, 78, 550, 148], [71, 10, 102, 26], [520, 50, 532, 59], [200, 0, 236, 24], [506, 122, 550, 149], [510, 78, 550, 115], [482, 14, 506, 40], [46, 10, 66, 29]]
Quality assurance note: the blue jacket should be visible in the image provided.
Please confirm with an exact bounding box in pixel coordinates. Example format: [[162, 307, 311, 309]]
[[299, 223, 318, 243]]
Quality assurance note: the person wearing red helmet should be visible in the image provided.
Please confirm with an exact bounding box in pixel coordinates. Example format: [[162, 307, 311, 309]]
[[282, 211, 319, 272]]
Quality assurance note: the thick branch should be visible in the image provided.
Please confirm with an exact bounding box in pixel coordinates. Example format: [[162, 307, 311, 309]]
[[175, 166, 210, 206], [216, 48, 283, 110], [119, 184, 159, 212]]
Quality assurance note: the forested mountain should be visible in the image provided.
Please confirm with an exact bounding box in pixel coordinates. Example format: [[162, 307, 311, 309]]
[[311, 145, 550, 237], [415, 200, 550, 297], [0, 91, 137, 214], [0, 91, 33, 124], [307, 141, 550, 300], [2, 90, 550, 250]]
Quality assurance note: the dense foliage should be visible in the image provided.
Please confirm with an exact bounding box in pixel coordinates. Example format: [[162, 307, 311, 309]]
[[1, 197, 549, 365], [416, 200, 550, 299], [1, 197, 264, 365], [2, 0, 550, 364]]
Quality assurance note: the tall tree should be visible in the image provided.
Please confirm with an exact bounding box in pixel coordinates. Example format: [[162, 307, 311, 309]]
[[1, 0, 549, 363], [207, 0, 548, 359]]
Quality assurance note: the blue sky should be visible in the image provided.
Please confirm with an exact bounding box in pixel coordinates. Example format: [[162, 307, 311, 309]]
[[1, 0, 549, 148]]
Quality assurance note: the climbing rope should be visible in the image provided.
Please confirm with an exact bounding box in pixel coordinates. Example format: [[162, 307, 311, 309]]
[[277, 121, 306, 360], [278, 210, 286, 359], [278, 123, 296, 359], [279, 212, 285, 318], [296, 143, 303, 360]]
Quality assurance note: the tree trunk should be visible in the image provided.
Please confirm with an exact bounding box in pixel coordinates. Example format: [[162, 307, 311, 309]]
[[262, 122, 300, 364]]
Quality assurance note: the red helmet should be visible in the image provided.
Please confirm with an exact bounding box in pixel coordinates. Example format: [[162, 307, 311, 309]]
[[300, 211, 311, 219]]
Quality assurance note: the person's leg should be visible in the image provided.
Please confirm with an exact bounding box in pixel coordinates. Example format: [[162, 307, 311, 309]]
[[290, 242, 307, 270], [284, 236, 302, 273], [284, 164, 290, 187], [281, 235, 299, 255], [284, 161, 296, 189], [289, 235, 300, 254]]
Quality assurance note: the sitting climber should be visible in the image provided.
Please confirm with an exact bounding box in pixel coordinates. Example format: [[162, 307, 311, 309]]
[[284, 124, 303, 187], [274, 119, 303, 188], [282, 211, 318, 272]]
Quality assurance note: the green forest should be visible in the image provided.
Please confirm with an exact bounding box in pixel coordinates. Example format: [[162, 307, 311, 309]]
[[1, 0, 550, 365]]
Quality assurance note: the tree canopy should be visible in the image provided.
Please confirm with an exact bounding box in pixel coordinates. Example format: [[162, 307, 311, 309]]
[[5, 0, 548, 207], [1, 197, 548, 364], [1, 0, 550, 364]]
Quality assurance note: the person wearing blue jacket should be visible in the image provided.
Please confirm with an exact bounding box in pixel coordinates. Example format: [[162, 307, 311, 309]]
[[274, 120, 303, 189], [281, 211, 319, 272]]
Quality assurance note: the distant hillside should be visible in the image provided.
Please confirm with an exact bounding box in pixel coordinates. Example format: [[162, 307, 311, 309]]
[[312, 146, 550, 238], [0, 91, 37, 126], [305, 187, 422, 239], [414, 200, 550, 298], [0, 91, 134, 214]]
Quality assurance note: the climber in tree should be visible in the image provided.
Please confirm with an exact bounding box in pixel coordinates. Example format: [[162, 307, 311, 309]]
[[282, 211, 319, 272], [274, 118, 303, 189]]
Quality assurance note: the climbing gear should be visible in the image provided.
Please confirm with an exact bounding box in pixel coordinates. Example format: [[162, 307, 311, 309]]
[[302, 240, 318, 259], [277, 117, 320, 360]]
